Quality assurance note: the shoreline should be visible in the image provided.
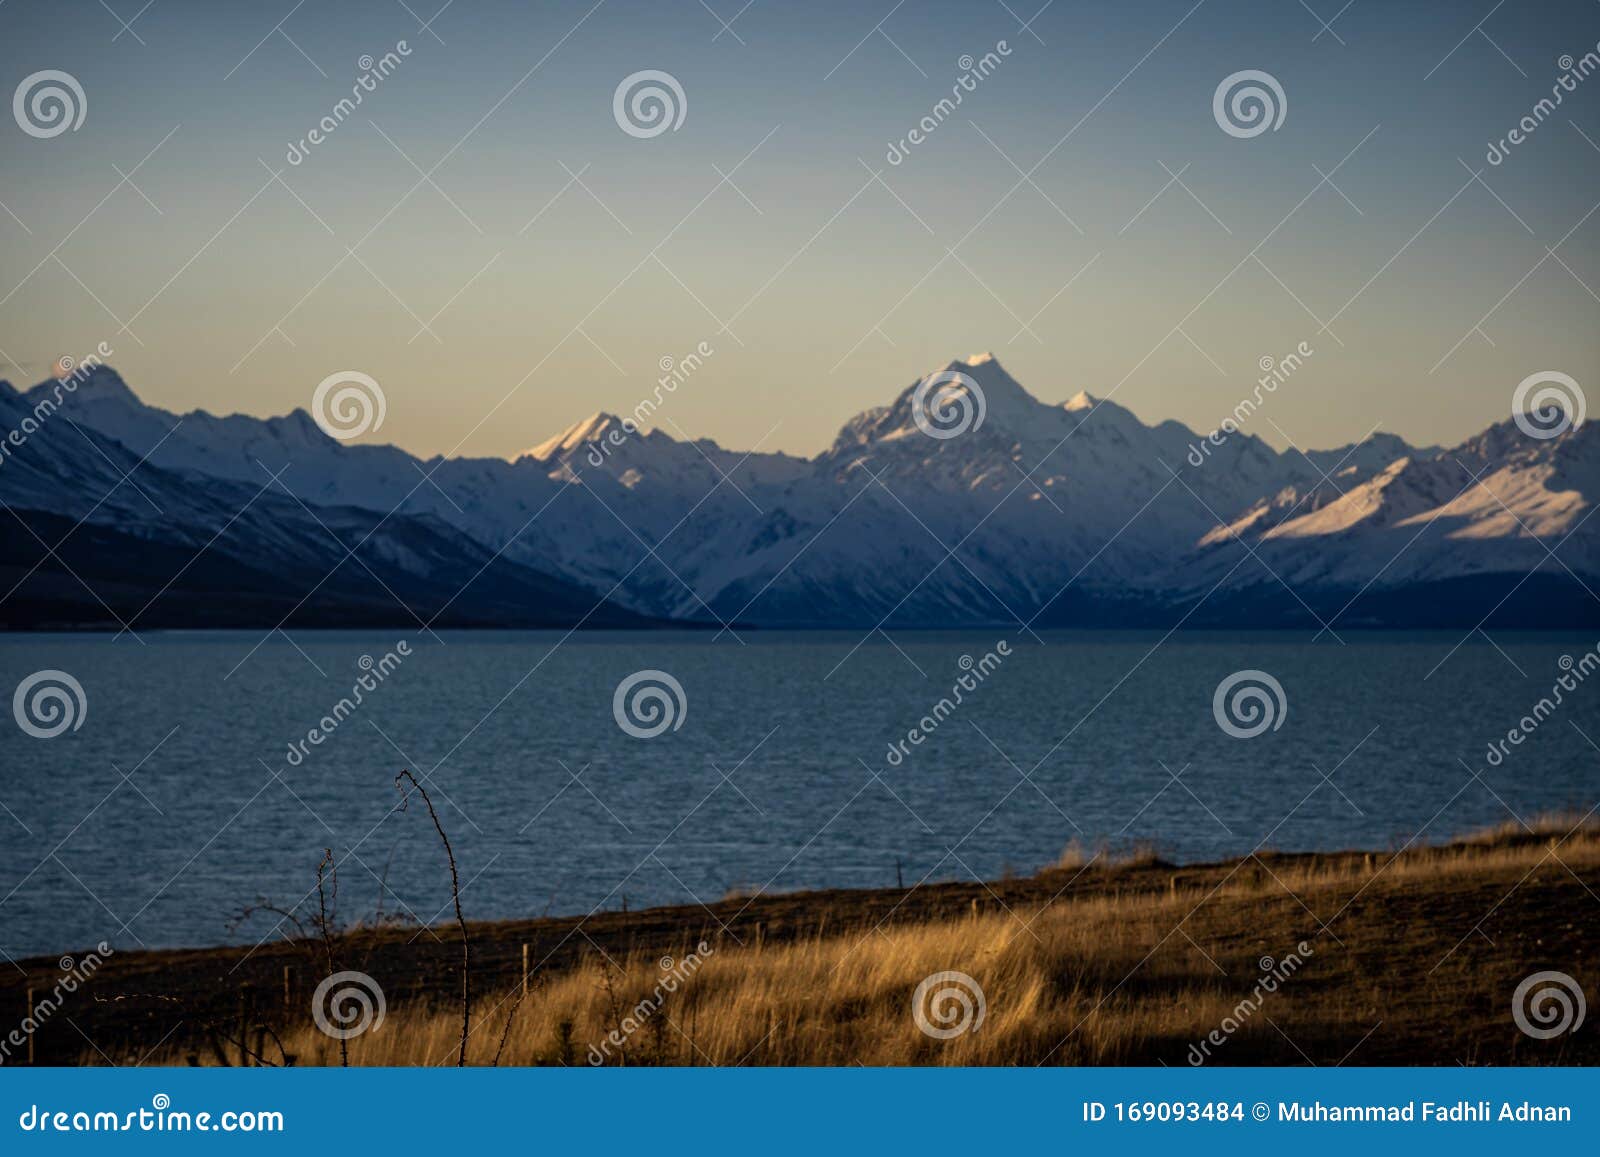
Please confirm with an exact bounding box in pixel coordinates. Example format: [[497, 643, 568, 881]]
[[2, 820, 1581, 964], [0, 819, 1574, 966]]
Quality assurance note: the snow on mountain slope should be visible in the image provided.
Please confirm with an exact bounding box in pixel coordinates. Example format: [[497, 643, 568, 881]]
[[0, 379, 650, 628], [1182, 416, 1598, 604], [16, 369, 818, 614], [6, 355, 1595, 628]]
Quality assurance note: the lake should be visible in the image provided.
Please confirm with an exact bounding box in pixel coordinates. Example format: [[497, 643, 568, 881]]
[[1, 629, 1596, 958]]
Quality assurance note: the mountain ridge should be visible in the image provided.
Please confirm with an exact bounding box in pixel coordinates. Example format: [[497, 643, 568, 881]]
[[1, 356, 1593, 629]]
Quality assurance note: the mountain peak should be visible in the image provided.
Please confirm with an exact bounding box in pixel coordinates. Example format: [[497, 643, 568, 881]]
[[29, 363, 137, 405], [525, 411, 631, 460], [7, 356, 1594, 630], [934, 351, 1035, 413], [942, 351, 1015, 383]]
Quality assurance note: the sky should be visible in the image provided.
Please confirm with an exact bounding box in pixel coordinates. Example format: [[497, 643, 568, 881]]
[[1, 0, 1597, 460]]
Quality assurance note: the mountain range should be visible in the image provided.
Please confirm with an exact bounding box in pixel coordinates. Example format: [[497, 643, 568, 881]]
[[2, 353, 1596, 631]]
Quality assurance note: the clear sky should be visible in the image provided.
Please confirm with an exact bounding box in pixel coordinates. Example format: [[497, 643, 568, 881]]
[[1, 0, 1597, 459]]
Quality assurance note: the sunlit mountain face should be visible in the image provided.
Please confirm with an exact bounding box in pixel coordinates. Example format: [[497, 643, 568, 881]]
[[3, 356, 1595, 629]]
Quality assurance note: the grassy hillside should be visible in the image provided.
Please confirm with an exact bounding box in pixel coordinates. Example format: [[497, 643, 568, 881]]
[[6, 815, 1594, 1066]]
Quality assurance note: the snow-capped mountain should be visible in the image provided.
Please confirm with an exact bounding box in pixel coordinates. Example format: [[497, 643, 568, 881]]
[[2, 354, 1594, 630], [0, 377, 651, 629]]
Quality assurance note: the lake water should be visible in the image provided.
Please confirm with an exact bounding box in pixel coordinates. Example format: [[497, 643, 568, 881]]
[[1, 629, 1597, 958]]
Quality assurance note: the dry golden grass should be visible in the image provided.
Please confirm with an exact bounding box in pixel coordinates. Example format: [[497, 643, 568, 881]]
[[138, 816, 1600, 1067]]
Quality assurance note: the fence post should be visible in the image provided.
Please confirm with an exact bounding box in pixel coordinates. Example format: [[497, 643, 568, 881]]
[[521, 944, 529, 998], [238, 984, 251, 1067]]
